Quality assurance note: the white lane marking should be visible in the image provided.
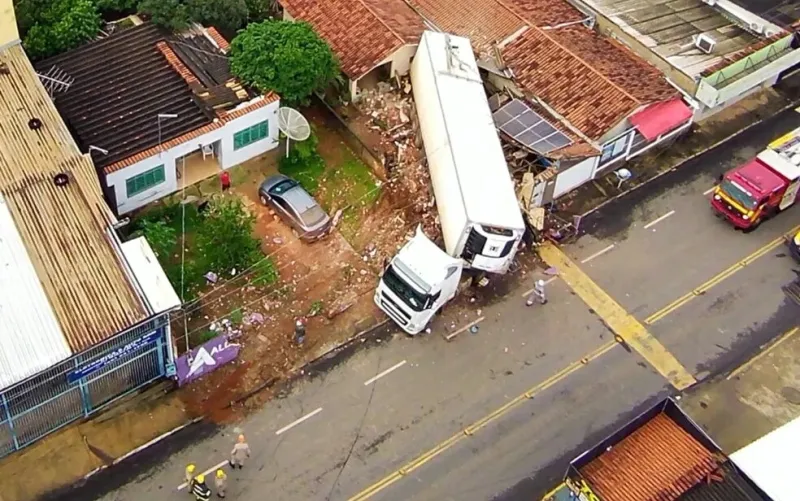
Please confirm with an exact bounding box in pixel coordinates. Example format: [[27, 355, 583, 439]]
[[364, 360, 407, 386], [177, 459, 229, 490], [521, 276, 558, 297], [703, 186, 715, 195], [275, 407, 323, 435], [643, 210, 676, 230], [580, 244, 615, 264], [445, 317, 485, 341]]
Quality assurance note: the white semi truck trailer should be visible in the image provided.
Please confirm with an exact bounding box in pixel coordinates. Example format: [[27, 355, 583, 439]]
[[375, 31, 525, 334]]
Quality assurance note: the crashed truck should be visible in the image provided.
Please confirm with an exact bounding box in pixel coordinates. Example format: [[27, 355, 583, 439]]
[[374, 31, 525, 334]]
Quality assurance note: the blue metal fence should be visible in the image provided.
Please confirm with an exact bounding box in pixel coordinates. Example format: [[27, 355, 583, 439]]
[[0, 315, 171, 457]]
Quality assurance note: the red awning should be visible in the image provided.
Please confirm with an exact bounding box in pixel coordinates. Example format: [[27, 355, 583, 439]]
[[629, 98, 693, 141]]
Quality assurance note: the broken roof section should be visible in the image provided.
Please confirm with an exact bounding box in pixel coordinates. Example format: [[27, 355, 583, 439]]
[[35, 22, 260, 170], [0, 42, 149, 385], [567, 398, 769, 501], [279, 0, 426, 79], [406, 0, 678, 147]]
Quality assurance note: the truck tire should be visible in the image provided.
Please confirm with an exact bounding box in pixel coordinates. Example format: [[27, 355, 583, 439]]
[[742, 218, 761, 233]]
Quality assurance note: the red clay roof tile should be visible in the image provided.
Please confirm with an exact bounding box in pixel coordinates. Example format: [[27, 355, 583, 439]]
[[205, 27, 230, 52], [280, 0, 425, 79], [580, 413, 721, 501], [409, 0, 525, 53]]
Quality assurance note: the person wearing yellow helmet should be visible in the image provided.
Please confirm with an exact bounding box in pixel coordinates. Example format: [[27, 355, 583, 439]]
[[191, 473, 212, 501], [214, 469, 228, 498], [185, 464, 196, 493]]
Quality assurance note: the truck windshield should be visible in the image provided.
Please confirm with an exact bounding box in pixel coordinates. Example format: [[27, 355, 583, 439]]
[[383, 265, 429, 312], [720, 179, 758, 210]]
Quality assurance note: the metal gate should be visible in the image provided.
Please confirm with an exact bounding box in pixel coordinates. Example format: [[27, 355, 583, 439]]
[[0, 316, 170, 457]]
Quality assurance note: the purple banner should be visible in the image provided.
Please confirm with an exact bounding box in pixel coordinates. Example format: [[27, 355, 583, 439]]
[[176, 334, 241, 386]]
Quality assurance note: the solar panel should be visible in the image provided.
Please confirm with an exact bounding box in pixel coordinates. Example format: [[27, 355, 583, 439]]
[[492, 99, 572, 155]]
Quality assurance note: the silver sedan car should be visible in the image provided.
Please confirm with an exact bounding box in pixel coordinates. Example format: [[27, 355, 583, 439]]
[[258, 174, 332, 241]]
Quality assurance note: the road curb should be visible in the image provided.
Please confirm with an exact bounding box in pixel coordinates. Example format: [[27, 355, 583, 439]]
[[580, 98, 800, 219]]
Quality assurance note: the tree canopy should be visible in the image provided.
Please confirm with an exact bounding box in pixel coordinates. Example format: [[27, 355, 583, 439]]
[[19, 0, 102, 59], [230, 20, 339, 105]]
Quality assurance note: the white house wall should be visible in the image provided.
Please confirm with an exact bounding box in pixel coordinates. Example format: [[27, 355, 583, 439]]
[[554, 156, 598, 199], [107, 100, 279, 214]]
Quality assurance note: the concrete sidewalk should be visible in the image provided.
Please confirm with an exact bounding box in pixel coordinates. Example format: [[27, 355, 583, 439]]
[[682, 326, 800, 453], [2, 79, 798, 501]]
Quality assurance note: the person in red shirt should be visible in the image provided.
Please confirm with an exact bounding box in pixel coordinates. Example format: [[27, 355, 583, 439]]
[[220, 171, 231, 191]]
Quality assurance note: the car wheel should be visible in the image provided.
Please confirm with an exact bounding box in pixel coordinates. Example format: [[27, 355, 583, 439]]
[[260, 195, 268, 206]]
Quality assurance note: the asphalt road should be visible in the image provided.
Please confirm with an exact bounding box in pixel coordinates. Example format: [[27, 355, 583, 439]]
[[57, 108, 800, 501]]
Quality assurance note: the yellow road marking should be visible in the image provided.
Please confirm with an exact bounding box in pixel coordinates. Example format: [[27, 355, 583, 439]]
[[541, 482, 567, 500], [644, 224, 800, 325], [347, 341, 617, 501], [727, 327, 799, 380], [538, 242, 696, 390]]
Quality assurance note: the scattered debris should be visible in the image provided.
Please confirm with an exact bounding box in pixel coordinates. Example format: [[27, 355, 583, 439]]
[[204, 271, 219, 284]]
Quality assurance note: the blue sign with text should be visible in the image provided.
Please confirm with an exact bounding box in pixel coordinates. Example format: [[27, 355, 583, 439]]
[[68, 330, 161, 383]]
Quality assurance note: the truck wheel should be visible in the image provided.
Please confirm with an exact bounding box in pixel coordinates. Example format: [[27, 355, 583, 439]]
[[742, 219, 761, 233]]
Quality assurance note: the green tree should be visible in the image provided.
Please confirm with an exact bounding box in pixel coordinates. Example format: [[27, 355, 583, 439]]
[[136, 219, 178, 259], [244, 0, 272, 23], [230, 20, 339, 104], [196, 197, 262, 274], [94, 0, 138, 16], [186, 0, 248, 37], [21, 0, 101, 59], [138, 0, 190, 31]]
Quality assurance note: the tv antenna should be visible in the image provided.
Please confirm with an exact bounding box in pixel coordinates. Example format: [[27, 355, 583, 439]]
[[37, 66, 74, 98], [277, 107, 311, 158]]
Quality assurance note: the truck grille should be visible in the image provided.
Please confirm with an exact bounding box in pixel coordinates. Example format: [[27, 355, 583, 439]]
[[381, 293, 409, 325], [464, 228, 487, 260]]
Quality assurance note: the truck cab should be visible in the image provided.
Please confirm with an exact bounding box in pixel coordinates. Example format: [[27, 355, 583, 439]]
[[375, 228, 463, 335], [712, 128, 800, 230]]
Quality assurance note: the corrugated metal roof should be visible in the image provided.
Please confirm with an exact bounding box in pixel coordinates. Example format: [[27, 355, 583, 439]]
[[0, 194, 72, 389], [580, 413, 721, 501], [0, 42, 147, 356]]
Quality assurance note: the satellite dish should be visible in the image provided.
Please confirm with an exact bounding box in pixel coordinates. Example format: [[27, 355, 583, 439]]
[[277, 107, 311, 158]]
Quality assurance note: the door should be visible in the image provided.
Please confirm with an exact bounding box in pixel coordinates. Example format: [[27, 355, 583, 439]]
[[780, 179, 800, 211]]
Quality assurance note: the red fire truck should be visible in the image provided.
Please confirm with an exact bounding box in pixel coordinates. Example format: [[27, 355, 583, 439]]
[[711, 127, 800, 231]]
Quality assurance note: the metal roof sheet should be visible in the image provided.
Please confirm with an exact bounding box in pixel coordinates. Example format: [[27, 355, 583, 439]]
[[0, 194, 72, 389], [0, 42, 147, 355]]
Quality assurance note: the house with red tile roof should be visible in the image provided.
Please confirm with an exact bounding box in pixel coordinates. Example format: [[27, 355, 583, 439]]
[[403, 0, 695, 203], [36, 20, 281, 215], [279, 0, 697, 203], [557, 398, 769, 501], [279, 0, 426, 97]]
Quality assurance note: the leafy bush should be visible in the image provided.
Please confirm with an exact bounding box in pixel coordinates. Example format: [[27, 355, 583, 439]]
[[185, 0, 248, 37], [196, 197, 262, 274], [249, 255, 279, 286], [136, 219, 177, 259], [278, 132, 325, 194], [230, 20, 339, 105], [21, 0, 102, 59], [137, 0, 190, 31]]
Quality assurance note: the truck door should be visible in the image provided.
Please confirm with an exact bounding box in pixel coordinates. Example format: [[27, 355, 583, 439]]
[[780, 179, 800, 211]]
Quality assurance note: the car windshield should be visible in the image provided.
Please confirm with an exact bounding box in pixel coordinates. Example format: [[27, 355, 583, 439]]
[[299, 205, 327, 227], [269, 179, 298, 195], [720, 179, 758, 210], [382, 265, 429, 312]]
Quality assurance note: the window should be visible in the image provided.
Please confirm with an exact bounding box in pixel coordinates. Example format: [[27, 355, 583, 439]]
[[233, 120, 269, 150], [126, 165, 165, 197], [600, 131, 633, 165]]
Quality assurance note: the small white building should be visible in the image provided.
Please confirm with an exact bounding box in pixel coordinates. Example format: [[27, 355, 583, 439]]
[[36, 22, 281, 215], [279, 0, 426, 98]]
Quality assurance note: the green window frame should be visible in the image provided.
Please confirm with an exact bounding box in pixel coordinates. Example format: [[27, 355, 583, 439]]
[[233, 120, 269, 150], [125, 165, 166, 198]]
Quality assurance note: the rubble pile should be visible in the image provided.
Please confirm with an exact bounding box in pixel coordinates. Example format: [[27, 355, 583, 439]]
[[354, 78, 440, 262]]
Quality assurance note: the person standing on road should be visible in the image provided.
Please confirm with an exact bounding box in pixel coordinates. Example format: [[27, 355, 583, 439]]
[[214, 469, 228, 498], [191, 474, 212, 501], [230, 434, 251, 469], [526, 279, 548, 306], [185, 463, 197, 492]]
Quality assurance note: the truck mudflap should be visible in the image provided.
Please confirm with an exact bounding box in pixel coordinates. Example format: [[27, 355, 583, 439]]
[[783, 278, 800, 307]]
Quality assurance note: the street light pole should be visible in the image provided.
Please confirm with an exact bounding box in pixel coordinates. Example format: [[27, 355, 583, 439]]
[[157, 113, 179, 157]]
